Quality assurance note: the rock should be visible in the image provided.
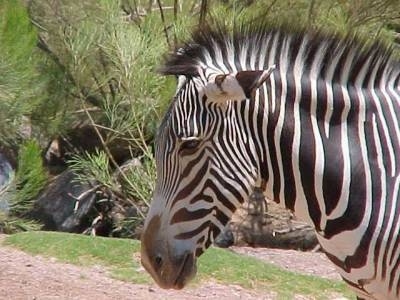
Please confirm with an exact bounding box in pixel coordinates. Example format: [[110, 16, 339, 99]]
[[0, 153, 14, 214], [84, 213, 113, 237], [44, 125, 136, 171], [110, 204, 142, 238], [29, 170, 97, 232], [0, 153, 13, 188], [215, 188, 318, 251]]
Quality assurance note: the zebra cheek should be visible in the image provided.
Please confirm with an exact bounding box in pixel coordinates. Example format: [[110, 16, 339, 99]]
[[140, 215, 161, 272]]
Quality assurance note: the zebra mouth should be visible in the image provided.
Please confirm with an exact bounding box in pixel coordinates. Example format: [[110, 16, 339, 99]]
[[173, 253, 196, 289]]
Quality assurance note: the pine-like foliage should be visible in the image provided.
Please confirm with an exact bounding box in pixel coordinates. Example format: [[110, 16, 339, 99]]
[[11, 140, 47, 215], [0, 1, 44, 146]]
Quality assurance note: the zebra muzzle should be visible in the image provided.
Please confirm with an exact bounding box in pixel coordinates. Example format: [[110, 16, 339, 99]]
[[140, 223, 197, 289], [173, 252, 197, 289], [140, 212, 197, 289], [141, 249, 197, 290]]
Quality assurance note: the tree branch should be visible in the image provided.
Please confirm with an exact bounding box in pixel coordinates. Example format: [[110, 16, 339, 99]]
[[156, 0, 171, 48]]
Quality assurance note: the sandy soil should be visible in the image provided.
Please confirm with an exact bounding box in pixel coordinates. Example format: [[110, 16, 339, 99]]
[[0, 235, 344, 300]]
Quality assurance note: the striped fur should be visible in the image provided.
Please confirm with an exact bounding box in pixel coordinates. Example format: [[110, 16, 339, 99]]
[[142, 23, 400, 298]]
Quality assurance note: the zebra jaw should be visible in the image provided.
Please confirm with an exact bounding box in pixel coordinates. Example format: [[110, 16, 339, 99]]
[[203, 65, 275, 102]]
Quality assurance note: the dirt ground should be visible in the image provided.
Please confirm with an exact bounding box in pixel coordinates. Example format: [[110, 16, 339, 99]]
[[0, 236, 344, 300], [230, 246, 340, 280]]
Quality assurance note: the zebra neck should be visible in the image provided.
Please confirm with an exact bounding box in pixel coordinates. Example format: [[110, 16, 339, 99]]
[[256, 74, 389, 232]]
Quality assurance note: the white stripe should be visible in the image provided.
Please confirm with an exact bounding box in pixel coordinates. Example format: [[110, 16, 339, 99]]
[[368, 62, 396, 177], [275, 37, 290, 209], [212, 41, 230, 73], [323, 46, 344, 138], [292, 38, 312, 223], [268, 33, 279, 113], [379, 175, 400, 291], [310, 43, 328, 229], [363, 113, 388, 290], [380, 70, 400, 178], [225, 39, 238, 73], [388, 176, 400, 269], [239, 41, 248, 70], [326, 48, 354, 220], [327, 85, 350, 219]]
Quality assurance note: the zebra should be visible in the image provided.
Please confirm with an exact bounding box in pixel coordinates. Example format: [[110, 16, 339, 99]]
[[140, 22, 400, 299]]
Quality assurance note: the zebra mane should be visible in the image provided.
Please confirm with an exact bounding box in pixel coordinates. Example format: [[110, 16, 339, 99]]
[[160, 22, 400, 88]]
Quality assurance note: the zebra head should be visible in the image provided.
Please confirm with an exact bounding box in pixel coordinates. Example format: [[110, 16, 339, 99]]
[[140, 64, 274, 289]]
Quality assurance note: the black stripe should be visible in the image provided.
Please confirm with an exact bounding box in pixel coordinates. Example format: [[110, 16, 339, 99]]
[[299, 76, 321, 229], [281, 74, 296, 210]]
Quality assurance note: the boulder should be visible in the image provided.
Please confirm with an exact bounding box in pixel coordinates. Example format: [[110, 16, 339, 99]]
[[0, 153, 13, 214], [0, 153, 13, 188], [29, 170, 97, 232], [44, 125, 138, 172], [214, 188, 318, 251]]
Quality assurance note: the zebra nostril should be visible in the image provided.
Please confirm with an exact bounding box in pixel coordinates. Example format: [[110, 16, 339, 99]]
[[155, 255, 163, 268]]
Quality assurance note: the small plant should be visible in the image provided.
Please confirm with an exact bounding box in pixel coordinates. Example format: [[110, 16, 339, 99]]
[[68, 147, 154, 236], [120, 150, 155, 208], [68, 149, 116, 189], [0, 212, 42, 234], [0, 1, 46, 147], [10, 140, 48, 216], [0, 140, 46, 233], [68, 148, 154, 208]]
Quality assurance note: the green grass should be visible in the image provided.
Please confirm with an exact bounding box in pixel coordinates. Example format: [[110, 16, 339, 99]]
[[4, 231, 148, 284], [4, 231, 354, 299]]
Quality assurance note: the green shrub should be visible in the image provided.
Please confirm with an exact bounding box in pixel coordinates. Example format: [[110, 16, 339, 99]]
[[28, 0, 174, 150], [26, 0, 179, 232], [0, 212, 42, 234], [0, 1, 42, 146], [68, 150, 115, 189], [11, 140, 47, 215]]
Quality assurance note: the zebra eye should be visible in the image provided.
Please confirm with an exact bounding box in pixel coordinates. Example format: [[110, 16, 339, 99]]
[[180, 138, 201, 151]]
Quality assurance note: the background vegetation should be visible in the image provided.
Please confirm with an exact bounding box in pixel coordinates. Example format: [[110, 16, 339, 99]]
[[0, 0, 399, 234]]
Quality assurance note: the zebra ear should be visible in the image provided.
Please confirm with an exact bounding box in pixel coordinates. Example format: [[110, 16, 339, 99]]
[[203, 66, 275, 102], [235, 67, 275, 98]]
